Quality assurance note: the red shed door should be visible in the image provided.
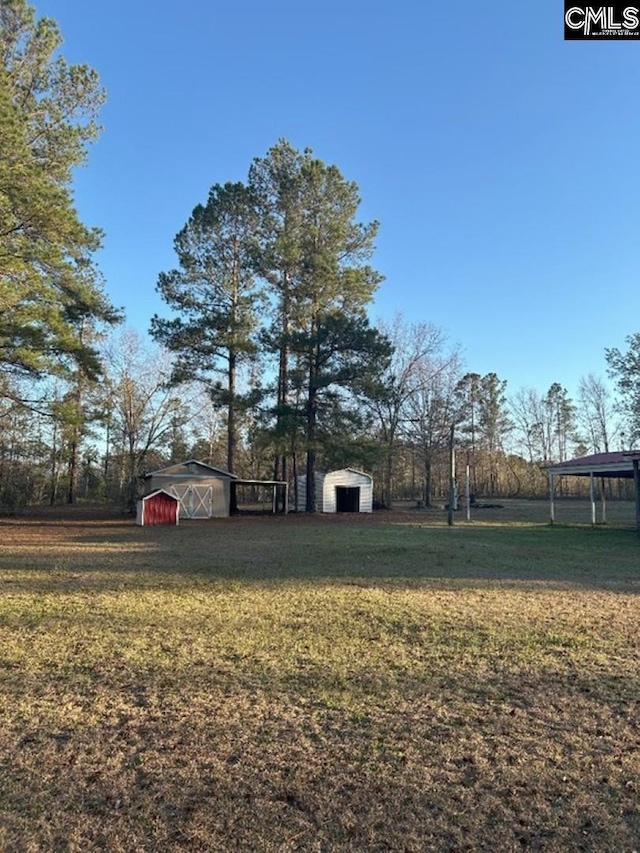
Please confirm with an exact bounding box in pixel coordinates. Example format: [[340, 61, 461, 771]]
[[146, 493, 177, 525]]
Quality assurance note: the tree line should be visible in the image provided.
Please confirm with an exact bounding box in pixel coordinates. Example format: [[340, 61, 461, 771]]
[[1, 1, 639, 513], [2, 321, 639, 511]]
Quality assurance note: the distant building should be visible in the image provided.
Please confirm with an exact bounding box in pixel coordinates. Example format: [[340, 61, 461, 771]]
[[296, 469, 373, 513]]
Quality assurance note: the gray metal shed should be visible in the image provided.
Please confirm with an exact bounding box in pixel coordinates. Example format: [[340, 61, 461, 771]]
[[143, 460, 236, 519]]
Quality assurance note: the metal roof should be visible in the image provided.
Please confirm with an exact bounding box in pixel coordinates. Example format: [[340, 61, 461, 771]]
[[544, 450, 640, 479], [144, 460, 238, 479], [232, 479, 288, 486]]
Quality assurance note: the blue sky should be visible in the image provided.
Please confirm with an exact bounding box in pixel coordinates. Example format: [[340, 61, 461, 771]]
[[37, 0, 640, 397]]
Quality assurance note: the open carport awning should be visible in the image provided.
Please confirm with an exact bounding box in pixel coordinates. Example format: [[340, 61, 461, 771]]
[[544, 451, 640, 532], [230, 479, 289, 513]]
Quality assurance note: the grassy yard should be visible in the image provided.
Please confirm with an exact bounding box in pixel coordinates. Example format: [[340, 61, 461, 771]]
[[0, 507, 638, 851]]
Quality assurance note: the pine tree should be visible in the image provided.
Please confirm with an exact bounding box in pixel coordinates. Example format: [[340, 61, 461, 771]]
[[151, 182, 262, 475], [0, 1, 118, 382], [250, 141, 384, 510]]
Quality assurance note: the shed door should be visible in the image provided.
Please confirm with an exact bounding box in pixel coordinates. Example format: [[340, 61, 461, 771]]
[[336, 486, 360, 512], [191, 485, 213, 518], [146, 494, 177, 525], [169, 485, 213, 518]]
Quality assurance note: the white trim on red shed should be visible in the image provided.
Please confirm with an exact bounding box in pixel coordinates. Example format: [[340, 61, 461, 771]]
[[136, 489, 180, 526]]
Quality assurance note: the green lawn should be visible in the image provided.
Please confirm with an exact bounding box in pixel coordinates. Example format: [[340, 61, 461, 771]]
[[0, 511, 638, 851]]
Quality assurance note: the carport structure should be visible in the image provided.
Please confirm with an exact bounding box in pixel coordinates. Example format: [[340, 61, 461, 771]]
[[544, 451, 640, 532], [231, 479, 289, 514]]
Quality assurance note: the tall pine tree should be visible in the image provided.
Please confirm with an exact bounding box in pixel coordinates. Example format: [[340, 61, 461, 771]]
[[151, 182, 262, 475], [250, 142, 385, 510], [0, 1, 118, 382]]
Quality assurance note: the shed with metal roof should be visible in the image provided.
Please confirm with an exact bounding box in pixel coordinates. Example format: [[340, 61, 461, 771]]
[[296, 468, 373, 513], [143, 460, 236, 519]]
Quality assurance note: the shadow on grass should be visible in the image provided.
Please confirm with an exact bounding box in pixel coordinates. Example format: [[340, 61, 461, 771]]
[[0, 514, 638, 593]]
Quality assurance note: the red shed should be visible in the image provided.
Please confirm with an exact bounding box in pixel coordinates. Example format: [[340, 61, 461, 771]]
[[136, 489, 180, 526]]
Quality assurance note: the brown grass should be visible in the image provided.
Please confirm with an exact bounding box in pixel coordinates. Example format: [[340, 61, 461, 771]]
[[0, 504, 638, 851]]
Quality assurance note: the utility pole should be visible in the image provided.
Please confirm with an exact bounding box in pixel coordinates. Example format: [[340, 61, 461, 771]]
[[447, 423, 456, 526], [465, 463, 471, 521]]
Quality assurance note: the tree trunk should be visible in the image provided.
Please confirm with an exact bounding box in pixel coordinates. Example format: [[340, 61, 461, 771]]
[[305, 387, 317, 512], [384, 451, 393, 510], [126, 438, 137, 513], [306, 442, 316, 513], [67, 383, 83, 504], [292, 451, 298, 512], [274, 287, 290, 509], [423, 454, 432, 507], [67, 436, 78, 504], [50, 416, 59, 506], [305, 337, 318, 513], [228, 350, 238, 514]]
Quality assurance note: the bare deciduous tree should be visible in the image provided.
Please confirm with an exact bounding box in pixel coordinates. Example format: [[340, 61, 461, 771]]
[[367, 316, 459, 508], [577, 374, 618, 454], [101, 329, 195, 510]]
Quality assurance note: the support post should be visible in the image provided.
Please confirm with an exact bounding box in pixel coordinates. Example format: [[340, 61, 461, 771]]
[[590, 472, 596, 526], [285, 483, 289, 514], [600, 477, 607, 524], [634, 459, 640, 535], [549, 473, 555, 524], [447, 424, 455, 527]]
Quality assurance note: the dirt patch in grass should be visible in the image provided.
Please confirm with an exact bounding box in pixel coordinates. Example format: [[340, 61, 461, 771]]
[[0, 510, 639, 850]]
